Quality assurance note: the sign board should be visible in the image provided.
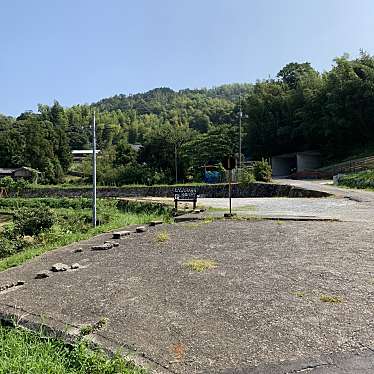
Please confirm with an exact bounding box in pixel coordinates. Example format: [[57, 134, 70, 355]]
[[174, 187, 198, 210], [222, 156, 236, 170], [174, 187, 198, 201]]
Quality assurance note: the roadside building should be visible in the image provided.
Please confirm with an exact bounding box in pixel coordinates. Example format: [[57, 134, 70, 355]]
[[72, 149, 101, 162], [271, 151, 322, 177], [0, 167, 41, 183]]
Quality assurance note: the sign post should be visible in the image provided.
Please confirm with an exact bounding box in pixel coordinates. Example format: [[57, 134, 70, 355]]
[[174, 187, 198, 211], [222, 156, 236, 218]]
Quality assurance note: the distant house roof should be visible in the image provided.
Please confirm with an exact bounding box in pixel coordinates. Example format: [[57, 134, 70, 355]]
[[0, 168, 16, 175], [129, 143, 142, 152], [0, 166, 41, 175], [72, 150, 101, 155]]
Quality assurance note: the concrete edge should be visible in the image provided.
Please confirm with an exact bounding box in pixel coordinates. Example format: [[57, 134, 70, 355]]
[[0, 303, 173, 374]]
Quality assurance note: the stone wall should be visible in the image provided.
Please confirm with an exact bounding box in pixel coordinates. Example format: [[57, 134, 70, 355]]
[[13, 183, 331, 199]]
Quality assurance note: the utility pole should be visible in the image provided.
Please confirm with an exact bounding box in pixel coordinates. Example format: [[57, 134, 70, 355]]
[[239, 95, 243, 170], [92, 111, 97, 227]]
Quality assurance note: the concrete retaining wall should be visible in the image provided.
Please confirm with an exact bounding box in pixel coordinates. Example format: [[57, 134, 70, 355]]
[[13, 183, 331, 199]]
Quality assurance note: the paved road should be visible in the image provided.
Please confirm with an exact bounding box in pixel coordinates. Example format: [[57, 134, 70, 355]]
[[196, 180, 374, 223], [2, 220, 374, 373], [274, 179, 374, 203]]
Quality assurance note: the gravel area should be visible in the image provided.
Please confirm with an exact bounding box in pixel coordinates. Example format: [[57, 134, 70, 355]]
[[1, 219, 374, 373]]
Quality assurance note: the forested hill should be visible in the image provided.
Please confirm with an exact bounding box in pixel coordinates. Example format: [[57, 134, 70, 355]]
[[93, 84, 253, 114], [2, 52, 374, 185]]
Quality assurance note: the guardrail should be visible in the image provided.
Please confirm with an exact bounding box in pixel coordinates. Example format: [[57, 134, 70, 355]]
[[319, 155, 374, 175]]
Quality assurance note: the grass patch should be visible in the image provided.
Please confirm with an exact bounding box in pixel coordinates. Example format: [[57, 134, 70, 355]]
[[0, 198, 171, 272], [155, 230, 169, 243], [319, 294, 342, 304], [184, 259, 218, 272], [0, 324, 144, 374], [207, 205, 256, 213], [292, 291, 305, 298]]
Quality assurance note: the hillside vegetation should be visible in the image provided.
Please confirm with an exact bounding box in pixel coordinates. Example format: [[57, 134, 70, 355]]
[[1, 52, 374, 184]]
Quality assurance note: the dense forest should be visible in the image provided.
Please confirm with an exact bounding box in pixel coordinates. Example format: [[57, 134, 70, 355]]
[[1, 52, 374, 185]]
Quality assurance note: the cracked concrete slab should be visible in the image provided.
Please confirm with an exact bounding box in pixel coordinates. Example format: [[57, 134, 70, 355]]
[[1, 220, 374, 373]]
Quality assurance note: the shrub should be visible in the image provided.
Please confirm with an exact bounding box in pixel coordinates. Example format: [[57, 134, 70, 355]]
[[238, 167, 255, 185], [253, 159, 272, 182], [338, 170, 374, 189], [0, 177, 29, 196], [13, 207, 55, 237], [0, 238, 28, 259]]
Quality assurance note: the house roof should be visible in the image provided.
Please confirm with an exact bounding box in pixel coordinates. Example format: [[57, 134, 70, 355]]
[[72, 150, 101, 155], [0, 166, 41, 175], [129, 143, 142, 152], [0, 168, 16, 175]]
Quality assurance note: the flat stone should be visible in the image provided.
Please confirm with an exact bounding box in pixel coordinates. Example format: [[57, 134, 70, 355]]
[[35, 271, 50, 279], [105, 241, 119, 247], [193, 209, 201, 214], [0, 283, 12, 291], [136, 226, 146, 233], [91, 243, 113, 251], [71, 263, 81, 270], [112, 231, 131, 239], [150, 220, 163, 226], [51, 263, 69, 272]]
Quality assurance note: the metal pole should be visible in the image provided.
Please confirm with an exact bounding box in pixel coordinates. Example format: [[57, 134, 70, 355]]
[[92, 111, 97, 227], [229, 169, 232, 215], [175, 143, 178, 184], [239, 95, 242, 170]]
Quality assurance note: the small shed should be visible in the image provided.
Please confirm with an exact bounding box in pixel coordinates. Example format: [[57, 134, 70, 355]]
[[0, 167, 41, 183]]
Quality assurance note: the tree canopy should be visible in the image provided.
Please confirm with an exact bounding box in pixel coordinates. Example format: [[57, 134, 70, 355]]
[[2, 52, 374, 184]]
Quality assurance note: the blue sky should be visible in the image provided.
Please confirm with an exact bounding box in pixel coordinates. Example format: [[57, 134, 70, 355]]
[[1, 0, 374, 116]]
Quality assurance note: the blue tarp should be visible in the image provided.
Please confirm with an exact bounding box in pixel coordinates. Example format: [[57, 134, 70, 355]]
[[204, 171, 221, 183]]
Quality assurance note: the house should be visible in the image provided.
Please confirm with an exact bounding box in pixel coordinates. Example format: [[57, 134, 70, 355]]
[[72, 149, 101, 162], [0, 167, 41, 183]]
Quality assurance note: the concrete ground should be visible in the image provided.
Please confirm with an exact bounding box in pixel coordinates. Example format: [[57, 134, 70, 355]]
[[2, 219, 374, 373], [142, 180, 374, 222]]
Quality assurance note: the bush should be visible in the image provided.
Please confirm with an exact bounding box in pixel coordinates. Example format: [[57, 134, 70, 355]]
[[0, 237, 28, 259], [0, 197, 91, 211], [238, 167, 255, 185], [253, 159, 272, 182], [13, 207, 55, 237], [0, 177, 30, 196], [338, 170, 374, 189]]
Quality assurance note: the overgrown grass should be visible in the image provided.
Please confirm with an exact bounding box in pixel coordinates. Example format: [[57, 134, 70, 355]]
[[28, 182, 208, 189], [0, 198, 171, 271], [184, 259, 218, 272], [207, 205, 256, 212], [155, 230, 169, 243], [337, 170, 374, 190], [319, 295, 342, 304], [0, 324, 145, 374]]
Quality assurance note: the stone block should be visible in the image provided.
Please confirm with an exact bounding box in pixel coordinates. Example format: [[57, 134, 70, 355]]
[[91, 243, 113, 251], [51, 263, 69, 272], [112, 231, 131, 239]]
